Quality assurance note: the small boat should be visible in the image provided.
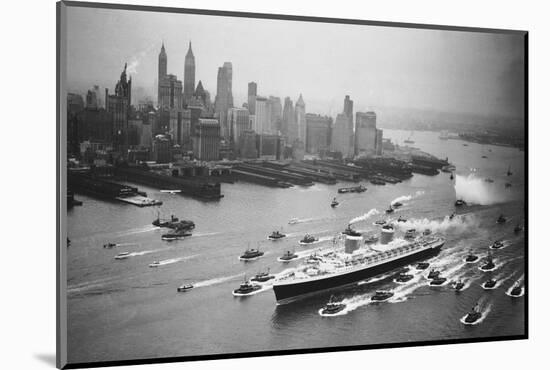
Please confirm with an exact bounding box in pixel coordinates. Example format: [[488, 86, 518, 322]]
[[404, 132, 415, 144], [364, 234, 379, 244], [509, 281, 523, 297], [374, 219, 387, 226], [422, 229, 432, 236], [149, 260, 161, 268], [338, 185, 366, 194], [507, 165, 512, 176], [385, 205, 394, 214], [394, 273, 414, 283], [268, 230, 286, 240], [232, 278, 262, 296], [371, 290, 394, 302], [103, 242, 117, 249], [299, 234, 318, 245], [450, 173, 454, 180], [453, 280, 465, 292], [397, 216, 407, 223], [463, 302, 482, 324], [464, 250, 479, 263], [482, 279, 497, 290], [321, 295, 346, 315], [152, 214, 179, 227], [429, 277, 447, 286], [449, 213, 455, 220], [484, 178, 494, 183], [161, 230, 192, 241], [489, 240, 505, 250], [392, 201, 403, 208], [250, 268, 275, 283], [416, 262, 430, 270], [455, 199, 466, 207], [463, 143, 469, 146], [331, 198, 339, 208], [514, 224, 523, 234], [177, 284, 194, 292], [114, 252, 130, 260], [240, 247, 264, 261], [370, 179, 386, 186], [496, 214, 507, 224], [479, 254, 496, 271], [404, 229, 416, 239], [279, 250, 298, 262], [505, 182, 512, 188], [67, 238, 71, 247], [481, 155, 488, 159], [288, 218, 299, 225], [342, 224, 362, 237], [427, 269, 441, 279]]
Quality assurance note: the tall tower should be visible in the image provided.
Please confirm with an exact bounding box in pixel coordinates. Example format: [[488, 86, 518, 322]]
[[158, 42, 167, 106], [295, 94, 306, 142], [214, 62, 234, 139], [247, 82, 257, 115], [184, 41, 195, 104]]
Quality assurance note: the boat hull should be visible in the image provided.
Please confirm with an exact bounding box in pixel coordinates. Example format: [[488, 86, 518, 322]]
[[273, 242, 443, 304]]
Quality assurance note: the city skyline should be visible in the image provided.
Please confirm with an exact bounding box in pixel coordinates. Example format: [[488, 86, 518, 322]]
[[66, 7, 524, 122]]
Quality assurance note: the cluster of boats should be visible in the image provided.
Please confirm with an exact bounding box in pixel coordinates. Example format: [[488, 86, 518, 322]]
[[154, 214, 195, 241]]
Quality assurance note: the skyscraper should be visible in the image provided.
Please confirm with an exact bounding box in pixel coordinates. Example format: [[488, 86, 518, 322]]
[[247, 82, 257, 115], [214, 62, 234, 139], [183, 41, 195, 104], [282, 97, 295, 138], [158, 42, 167, 106], [267, 96, 282, 133], [305, 113, 332, 154], [106, 63, 132, 153], [254, 96, 269, 134], [355, 111, 377, 156], [227, 107, 250, 147], [295, 94, 306, 142], [331, 95, 355, 157], [193, 118, 220, 161]]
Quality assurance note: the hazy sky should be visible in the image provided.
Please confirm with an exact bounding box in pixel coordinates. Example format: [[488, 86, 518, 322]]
[[66, 6, 525, 119]]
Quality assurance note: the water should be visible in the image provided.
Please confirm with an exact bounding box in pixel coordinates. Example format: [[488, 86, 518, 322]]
[[66, 129, 525, 364]]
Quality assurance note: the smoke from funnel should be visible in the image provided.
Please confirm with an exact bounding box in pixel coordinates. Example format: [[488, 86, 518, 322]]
[[454, 174, 508, 205], [349, 208, 379, 225]]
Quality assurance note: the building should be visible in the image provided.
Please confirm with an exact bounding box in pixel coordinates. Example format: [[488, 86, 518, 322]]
[[105, 63, 132, 153], [85, 86, 100, 109], [157, 43, 183, 110], [375, 128, 384, 155], [305, 113, 332, 154], [259, 134, 281, 160], [355, 111, 377, 156], [193, 118, 220, 161], [267, 96, 282, 133], [157, 42, 167, 105], [281, 97, 295, 139], [254, 96, 269, 134], [152, 134, 172, 163], [239, 130, 258, 159], [214, 62, 233, 139], [247, 82, 257, 115], [295, 94, 306, 142], [331, 95, 355, 157], [67, 93, 85, 115], [183, 42, 195, 104], [227, 107, 250, 147]]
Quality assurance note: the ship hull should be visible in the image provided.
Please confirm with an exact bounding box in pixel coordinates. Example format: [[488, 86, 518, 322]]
[[273, 242, 443, 304]]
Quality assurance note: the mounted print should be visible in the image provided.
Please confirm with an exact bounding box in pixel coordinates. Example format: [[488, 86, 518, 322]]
[[57, 1, 528, 368]]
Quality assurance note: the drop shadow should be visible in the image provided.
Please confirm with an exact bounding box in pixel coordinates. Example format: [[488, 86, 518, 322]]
[[34, 353, 56, 367]]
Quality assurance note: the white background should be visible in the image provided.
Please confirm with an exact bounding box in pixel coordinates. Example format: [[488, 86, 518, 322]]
[[0, 0, 546, 369]]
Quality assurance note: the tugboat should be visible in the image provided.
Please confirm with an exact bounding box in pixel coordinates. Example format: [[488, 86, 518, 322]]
[[103, 242, 117, 249], [278, 250, 299, 262], [392, 201, 403, 208], [489, 240, 505, 250], [161, 229, 192, 241], [397, 216, 407, 223], [371, 290, 394, 302], [364, 234, 379, 244], [482, 279, 497, 290], [342, 224, 362, 237], [320, 295, 346, 315], [463, 302, 482, 324], [484, 178, 494, 183], [455, 199, 466, 207], [299, 234, 319, 245], [496, 214, 507, 224], [239, 247, 264, 261], [331, 198, 339, 208], [429, 276, 447, 286], [508, 280, 523, 297], [152, 214, 179, 227], [404, 229, 416, 239], [505, 182, 512, 188], [374, 219, 387, 226], [422, 229, 432, 236], [250, 268, 275, 283], [232, 278, 262, 296], [427, 269, 441, 279], [514, 224, 523, 234], [114, 252, 130, 260], [288, 218, 299, 225], [416, 262, 430, 270], [149, 260, 161, 268], [479, 253, 496, 271], [481, 155, 488, 159], [394, 273, 414, 283], [464, 249, 479, 263], [268, 230, 286, 240], [453, 280, 465, 292], [177, 284, 194, 292], [385, 205, 394, 214]]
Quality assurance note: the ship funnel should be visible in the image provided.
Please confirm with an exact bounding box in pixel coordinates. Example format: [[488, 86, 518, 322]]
[[380, 224, 395, 244], [344, 235, 362, 254]]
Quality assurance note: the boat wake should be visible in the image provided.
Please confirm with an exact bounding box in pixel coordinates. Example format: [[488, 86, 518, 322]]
[[114, 225, 161, 237], [149, 255, 198, 267], [193, 273, 244, 288], [460, 303, 493, 325], [358, 272, 395, 285]]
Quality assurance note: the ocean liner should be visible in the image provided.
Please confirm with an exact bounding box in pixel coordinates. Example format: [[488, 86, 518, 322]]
[[272, 226, 445, 304]]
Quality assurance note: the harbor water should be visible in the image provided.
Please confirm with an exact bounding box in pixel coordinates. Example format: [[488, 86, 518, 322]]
[[66, 129, 525, 364]]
